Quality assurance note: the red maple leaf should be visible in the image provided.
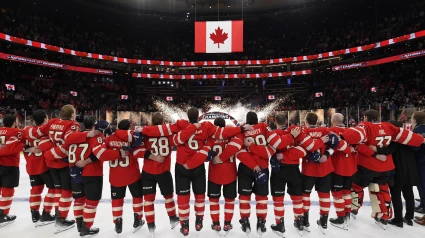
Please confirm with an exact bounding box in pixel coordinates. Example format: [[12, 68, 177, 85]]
[[210, 27, 228, 48]]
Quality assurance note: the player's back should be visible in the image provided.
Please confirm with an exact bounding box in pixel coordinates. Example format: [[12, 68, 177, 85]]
[[143, 135, 173, 174], [176, 121, 211, 165], [358, 121, 395, 171], [105, 131, 140, 187], [243, 123, 269, 145], [302, 126, 334, 177], [47, 118, 79, 146], [68, 134, 104, 177], [328, 126, 356, 176], [208, 137, 237, 185], [23, 126, 48, 175], [0, 127, 22, 167]]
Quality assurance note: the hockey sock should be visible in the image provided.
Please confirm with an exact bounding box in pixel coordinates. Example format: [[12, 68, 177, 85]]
[[0, 188, 14, 215], [58, 190, 73, 218], [290, 195, 304, 218], [83, 199, 99, 228], [318, 192, 331, 215], [224, 198, 235, 222], [351, 183, 364, 212], [112, 198, 124, 223], [342, 189, 352, 214], [54, 188, 61, 211], [164, 194, 176, 217], [209, 197, 220, 222], [30, 185, 44, 211], [194, 194, 205, 218], [256, 195, 268, 220], [43, 188, 55, 213], [177, 194, 190, 224], [272, 196, 284, 224], [302, 193, 311, 214], [133, 197, 144, 220], [239, 194, 251, 219], [74, 197, 86, 219], [331, 190, 345, 217], [144, 194, 156, 224]]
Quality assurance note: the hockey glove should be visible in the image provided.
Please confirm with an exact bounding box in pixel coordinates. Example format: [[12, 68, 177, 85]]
[[326, 134, 340, 148], [306, 151, 321, 164], [205, 150, 217, 162], [270, 154, 281, 174], [253, 167, 269, 185], [69, 165, 83, 184]]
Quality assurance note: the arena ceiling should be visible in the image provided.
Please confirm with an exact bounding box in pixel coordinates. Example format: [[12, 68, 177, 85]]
[[87, 0, 320, 13]]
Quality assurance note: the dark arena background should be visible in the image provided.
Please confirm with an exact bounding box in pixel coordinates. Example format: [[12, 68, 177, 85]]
[[0, 0, 425, 237]]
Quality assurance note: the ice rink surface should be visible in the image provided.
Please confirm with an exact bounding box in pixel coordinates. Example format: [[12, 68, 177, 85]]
[[1, 152, 423, 238]]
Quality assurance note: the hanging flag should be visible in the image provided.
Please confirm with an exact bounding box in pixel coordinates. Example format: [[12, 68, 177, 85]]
[[195, 20, 243, 53], [4, 84, 15, 91], [121, 95, 128, 100], [70, 91, 78, 96]]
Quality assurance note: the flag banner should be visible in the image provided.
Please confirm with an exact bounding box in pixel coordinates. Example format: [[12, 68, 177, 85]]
[[332, 49, 425, 71], [370, 87, 377, 93], [70, 91, 78, 96], [166, 96, 174, 101], [268, 95, 275, 100], [214, 96, 221, 101], [1, 30, 424, 66], [5, 84, 15, 91], [0, 52, 113, 75], [132, 70, 311, 79], [195, 20, 243, 53], [315, 92, 324, 97], [121, 95, 129, 100]]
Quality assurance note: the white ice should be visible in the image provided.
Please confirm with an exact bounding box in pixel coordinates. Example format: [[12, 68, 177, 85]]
[[0, 152, 423, 238]]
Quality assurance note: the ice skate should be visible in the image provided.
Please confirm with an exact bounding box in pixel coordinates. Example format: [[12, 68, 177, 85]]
[[270, 218, 285, 237], [211, 221, 222, 236], [317, 214, 328, 235], [374, 218, 387, 230], [36, 209, 55, 227], [344, 213, 350, 227], [76, 217, 83, 232], [170, 215, 179, 229], [114, 218, 123, 235], [294, 216, 304, 236], [0, 210, 16, 228], [239, 217, 251, 238], [329, 216, 347, 230], [302, 212, 310, 232], [54, 217, 75, 234], [351, 210, 358, 220], [79, 222, 100, 237], [132, 213, 145, 233], [223, 221, 233, 237], [257, 217, 266, 238], [195, 216, 203, 237], [148, 222, 156, 238], [180, 220, 189, 236]]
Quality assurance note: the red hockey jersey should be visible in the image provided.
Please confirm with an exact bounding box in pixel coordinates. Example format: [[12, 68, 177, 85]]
[[328, 126, 356, 176], [342, 122, 425, 172], [21, 126, 49, 175], [177, 122, 242, 169], [236, 123, 282, 169], [143, 124, 197, 175], [302, 127, 334, 177], [0, 127, 23, 167], [273, 127, 306, 165], [37, 118, 81, 169]]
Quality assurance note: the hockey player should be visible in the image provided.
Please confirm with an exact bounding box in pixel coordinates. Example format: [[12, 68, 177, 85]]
[[342, 109, 425, 229], [191, 117, 244, 236], [142, 112, 199, 237], [64, 118, 119, 237], [327, 113, 356, 230], [0, 115, 24, 227], [235, 111, 288, 238], [21, 111, 56, 227], [175, 108, 252, 237], [301, 112, 349, 234], [36, 105, 81, 233]]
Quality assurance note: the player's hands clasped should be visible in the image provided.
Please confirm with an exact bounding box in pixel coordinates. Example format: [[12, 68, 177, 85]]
[[319, 155, 328, 163], [212, 156, 223, 164], [375, 154, 387, 162]]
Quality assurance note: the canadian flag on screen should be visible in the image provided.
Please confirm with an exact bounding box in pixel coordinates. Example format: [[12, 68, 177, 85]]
[[214, 96, 221, 101], [166, 96, 173, 101], [195, 20, 243, 53], [70, 91, 78, 96], [268, 95, 275, 100], [121, 95, 128, 100], [5, 84, 15, 91]]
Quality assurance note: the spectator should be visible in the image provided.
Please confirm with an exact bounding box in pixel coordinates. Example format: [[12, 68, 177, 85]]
[[412, 111, 425, 225]]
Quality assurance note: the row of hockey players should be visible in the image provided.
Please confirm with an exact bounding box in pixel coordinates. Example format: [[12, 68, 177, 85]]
[[0, 104, 425, 238]]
